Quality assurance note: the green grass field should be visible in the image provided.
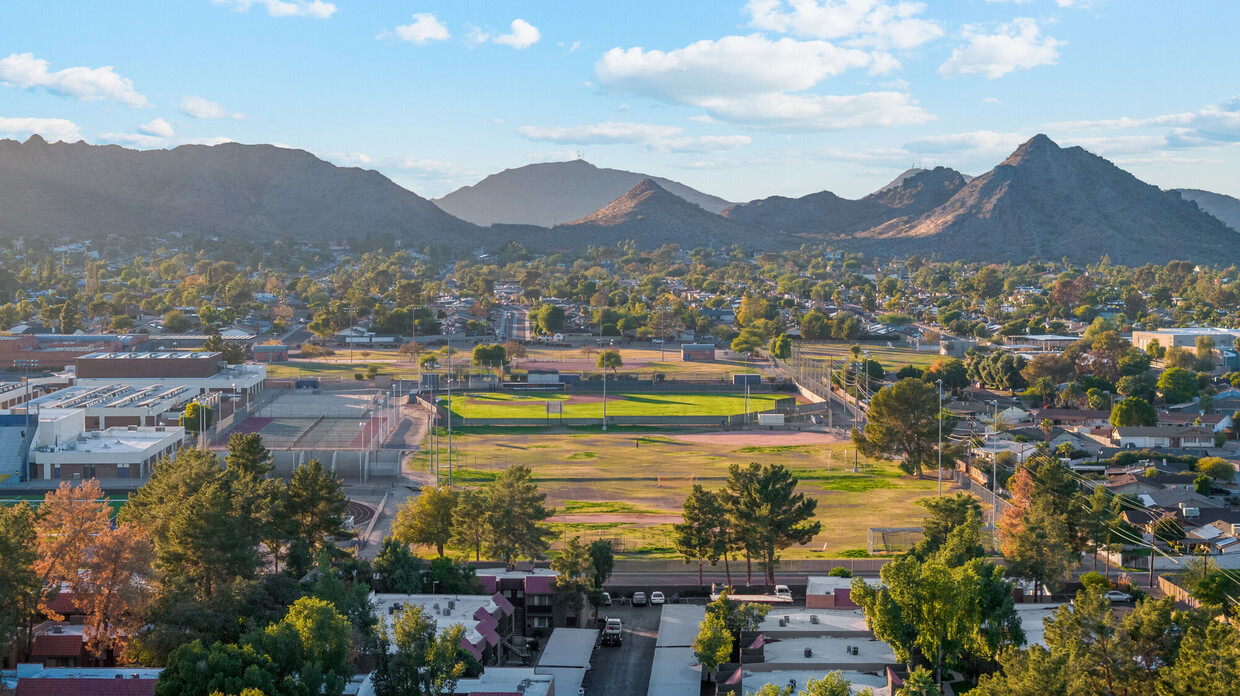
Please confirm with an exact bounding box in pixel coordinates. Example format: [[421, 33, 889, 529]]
[[445, 392, 787, 419], [801, 343, 943, 370], [412, 429, 946, 558], [1, 493, 129, 516]]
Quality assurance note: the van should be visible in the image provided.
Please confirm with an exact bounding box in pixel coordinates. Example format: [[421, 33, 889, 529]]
[[774, 585, 792, 600]]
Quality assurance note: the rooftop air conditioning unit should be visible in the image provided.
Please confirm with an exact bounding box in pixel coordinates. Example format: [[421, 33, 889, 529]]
[[127, 425, 137, 431], [1183, 507, 1200, 519], [810, 615, 819, 625]]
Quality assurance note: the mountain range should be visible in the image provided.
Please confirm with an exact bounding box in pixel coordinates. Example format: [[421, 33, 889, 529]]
[[434, 159, 733, 227], [1174, 188, 1240, 233], [1, 133, 1237, 264]]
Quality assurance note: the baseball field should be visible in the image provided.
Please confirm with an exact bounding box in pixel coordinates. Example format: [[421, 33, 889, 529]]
[[445, 391, 791, 419]]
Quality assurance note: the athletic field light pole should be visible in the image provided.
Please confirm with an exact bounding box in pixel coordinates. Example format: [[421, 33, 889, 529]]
[[14, 358, 38, 454], [990, 399, 1000, 525], [601, 361, 607, 432], [936, 378, 943, 496]]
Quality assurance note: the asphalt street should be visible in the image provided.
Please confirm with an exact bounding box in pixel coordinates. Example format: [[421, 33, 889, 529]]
[[590, 602, 662, 696]]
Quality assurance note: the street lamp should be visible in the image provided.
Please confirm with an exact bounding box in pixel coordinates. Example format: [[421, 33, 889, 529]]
[[601, 363, 608, 431], [14, 359, 39, 472]]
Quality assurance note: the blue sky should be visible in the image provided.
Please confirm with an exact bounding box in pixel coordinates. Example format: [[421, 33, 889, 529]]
[[1, 0, 1238, 202]]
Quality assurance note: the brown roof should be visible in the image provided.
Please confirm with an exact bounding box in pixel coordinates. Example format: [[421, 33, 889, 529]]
[[31, 634, 83, 657]]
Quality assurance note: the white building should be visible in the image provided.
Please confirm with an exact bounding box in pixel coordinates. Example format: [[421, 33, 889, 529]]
[[370, 592, 515, 665], [29, 408, 184, 481]]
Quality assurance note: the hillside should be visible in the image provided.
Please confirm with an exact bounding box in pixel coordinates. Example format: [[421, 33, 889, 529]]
[[558, 179, 754, 249], [858, 135, 1239, 265], [435, 159, 733, 227], [722, 166, 968, 236], [1174, 188, 1240, 232], [0, 136, 480, 244]]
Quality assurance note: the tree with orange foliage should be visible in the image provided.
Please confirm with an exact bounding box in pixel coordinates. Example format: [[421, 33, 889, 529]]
[[76, 524, 154, 661], [34, 480, 153, 662], [998, 459, 1085, 601], [33, 480, 112, 621]]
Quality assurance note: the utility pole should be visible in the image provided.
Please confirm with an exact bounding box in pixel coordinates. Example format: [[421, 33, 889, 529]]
[[447, 348, 453, 486], [602, 364, 608, 431], [990, 400, 999, 525]]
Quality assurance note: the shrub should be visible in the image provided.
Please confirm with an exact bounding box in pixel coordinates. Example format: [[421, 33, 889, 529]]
[[299, 343, 336, 358], [828, 566, 852, 578]]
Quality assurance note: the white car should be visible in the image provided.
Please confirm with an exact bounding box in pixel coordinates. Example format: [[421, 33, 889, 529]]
[[600, 591, 612, 606], [650, 591, 666, 605], [632, 592, 648, 607], [1103, 590, 1133, 603]]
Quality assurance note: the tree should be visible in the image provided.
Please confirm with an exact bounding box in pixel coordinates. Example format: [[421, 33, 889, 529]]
[[394, 486, 458, 557], [250, 597, 351, 695], [0, 502, 38, 656], [1157, 367, 1198, 404], [587, 539, 615, 590], [551, 537, 594, 618], [913, 494, 983, 559], [225, 432, 273, 478], [692, 613, 733, 683], [725, 463, 821, 584], [372, 537, 422, 593], [75, 524, 154, 661], [156, 640, 283, 696], [369, 605, 467, 696], [1000, 461, 1084, 600], [470, 343, 507, 373], [925, 358, 969, 393], [531, 304, 565, 334], [203, 332, 246, 364], [180, 401, 214, 435], [1157, 621, 1240, 695], [802, 672, 876, 696], [1086, 387, 1110, 411], [596, 349, 622, 375], [674, 484, 728, 585], [770, 333, 791, 359], [34, 480, 113, 620], [1110, 396, 1157, 427], [1197, 456, 1235, 483], [854, 378, 951, 477], [706, 590, 771, 636], [731, 327, 765, 354], [449, 488, 488, 562], [899, 668, 942, 696], [484, 465, 552, 568], [285, 459, 350, 553], [164, 309, 192, 333], [853, 524, 1022, 684], [1021, 353, 1074, 386]]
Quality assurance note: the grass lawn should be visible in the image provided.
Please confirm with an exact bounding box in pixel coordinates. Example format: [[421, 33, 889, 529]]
[[516, 345, 772, 378], [446, 392, 787, 419], [800, 342, 943, 371], [1, 493, 129, 517], [411, 429, 946, 558]]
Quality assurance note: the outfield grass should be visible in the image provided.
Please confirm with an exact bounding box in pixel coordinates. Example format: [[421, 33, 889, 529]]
[[1, 494, 129, 516], [411, 429, 944, 558], [446, 392, 787, 419], [800, 342, 943, 370], [517, 346, 772, 378]]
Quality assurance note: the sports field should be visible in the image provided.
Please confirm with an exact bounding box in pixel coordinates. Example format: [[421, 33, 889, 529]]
[[415, 428, 951, 558], [446, 392, 789, 419], [801, 343, 943, 370]]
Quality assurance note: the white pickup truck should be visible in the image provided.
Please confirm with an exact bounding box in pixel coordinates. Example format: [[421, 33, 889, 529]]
[[601, 618, 623, 646]]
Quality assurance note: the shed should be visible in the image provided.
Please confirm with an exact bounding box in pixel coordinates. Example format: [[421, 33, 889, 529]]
[[805, 576, 882, 609], [681, 343, 715, 361]]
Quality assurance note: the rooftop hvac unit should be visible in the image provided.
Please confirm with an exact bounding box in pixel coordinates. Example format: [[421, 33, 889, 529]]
[[1183, 507, 1200, 519], [442, 608, 451, 616], [127, 425, 137, 431], [433, 603, 440, 610], [810, 615, 819, 625], [803, 647, 812, 658], [448, 600, 456, 610]]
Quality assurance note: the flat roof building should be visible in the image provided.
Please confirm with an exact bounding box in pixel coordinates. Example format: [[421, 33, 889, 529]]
[[370, 592, 515, 665]]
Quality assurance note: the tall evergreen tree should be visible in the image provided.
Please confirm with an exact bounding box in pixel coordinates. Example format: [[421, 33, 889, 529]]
[[483, 465, 552, 568]]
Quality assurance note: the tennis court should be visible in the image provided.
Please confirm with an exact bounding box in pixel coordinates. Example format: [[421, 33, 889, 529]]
[[217, 388, 396, 451]]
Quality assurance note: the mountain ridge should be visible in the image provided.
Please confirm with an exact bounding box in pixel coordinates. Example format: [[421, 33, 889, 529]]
[[434, 159, 733, 227]]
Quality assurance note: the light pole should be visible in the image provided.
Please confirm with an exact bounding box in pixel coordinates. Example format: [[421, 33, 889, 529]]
[[14, 359, 38, 469], [936, 379, 943, 496], [990, 399, 999, 525], [601, 363, 607, 431]]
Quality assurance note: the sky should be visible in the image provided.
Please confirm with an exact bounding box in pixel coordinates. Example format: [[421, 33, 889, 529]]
[[1, 0, 1238, 203]]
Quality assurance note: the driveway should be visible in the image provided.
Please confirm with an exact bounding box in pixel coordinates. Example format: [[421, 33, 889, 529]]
[[590, 601, 662, 696]]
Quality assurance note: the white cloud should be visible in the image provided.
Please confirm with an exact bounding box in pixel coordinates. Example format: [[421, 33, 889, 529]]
[[180, 96, 243, 119], [386, 13, 450, 44], [939, 18, 1064, 79], [905, 130, 1028, 157], [983, 97, 1001, 104], [0, 53, 149, 107], [595, 34, 930, 130], [746, 0, 944, 50], [213, 0, 336, 19], [493, 19, 541, 49], [517, 122, 683, 145], [1041, 97, 1240, 149], [516, 120, 752, 153], [138, 118, 174, 138], [467, 19, 541, 49], [598, 35, 871, 102], [559, 41, 582, 53], [0, 116, 81, 142], [182, 136, 235, 146]]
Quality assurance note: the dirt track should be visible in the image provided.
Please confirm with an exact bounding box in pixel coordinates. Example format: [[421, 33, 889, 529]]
[[674, 430, 847, 446]]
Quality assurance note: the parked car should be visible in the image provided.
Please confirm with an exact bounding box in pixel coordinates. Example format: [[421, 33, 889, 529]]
[[632, 592, 648, 607], [774, 585, 792, 600], [650, 591, 666, 605], [1103, 590, 1133, 603], [600, 591, 612, 606], [601, 618, 623, 646]]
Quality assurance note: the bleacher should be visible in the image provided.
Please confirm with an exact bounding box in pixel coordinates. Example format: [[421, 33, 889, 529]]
[[0, 421, 27, 484]]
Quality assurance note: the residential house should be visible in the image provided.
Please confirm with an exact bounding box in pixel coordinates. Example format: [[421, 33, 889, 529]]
[[1112, 426, 1215, 449]]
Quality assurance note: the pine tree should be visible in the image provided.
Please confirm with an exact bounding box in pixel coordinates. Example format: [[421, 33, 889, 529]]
[[483, 465, 552, 568]]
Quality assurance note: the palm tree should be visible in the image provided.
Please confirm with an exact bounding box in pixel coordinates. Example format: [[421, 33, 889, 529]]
[[1039, 418, 1054, 445]]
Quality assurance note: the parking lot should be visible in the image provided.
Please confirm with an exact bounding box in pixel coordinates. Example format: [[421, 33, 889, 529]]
[[590, 601, 664, 696]]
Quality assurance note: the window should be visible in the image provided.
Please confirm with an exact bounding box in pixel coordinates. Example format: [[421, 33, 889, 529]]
[[528, 594, 552, 606], [530, 616, 550, 629]]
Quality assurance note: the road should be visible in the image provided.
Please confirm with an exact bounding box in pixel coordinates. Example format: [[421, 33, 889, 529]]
[[591, 603, 661, 696]]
